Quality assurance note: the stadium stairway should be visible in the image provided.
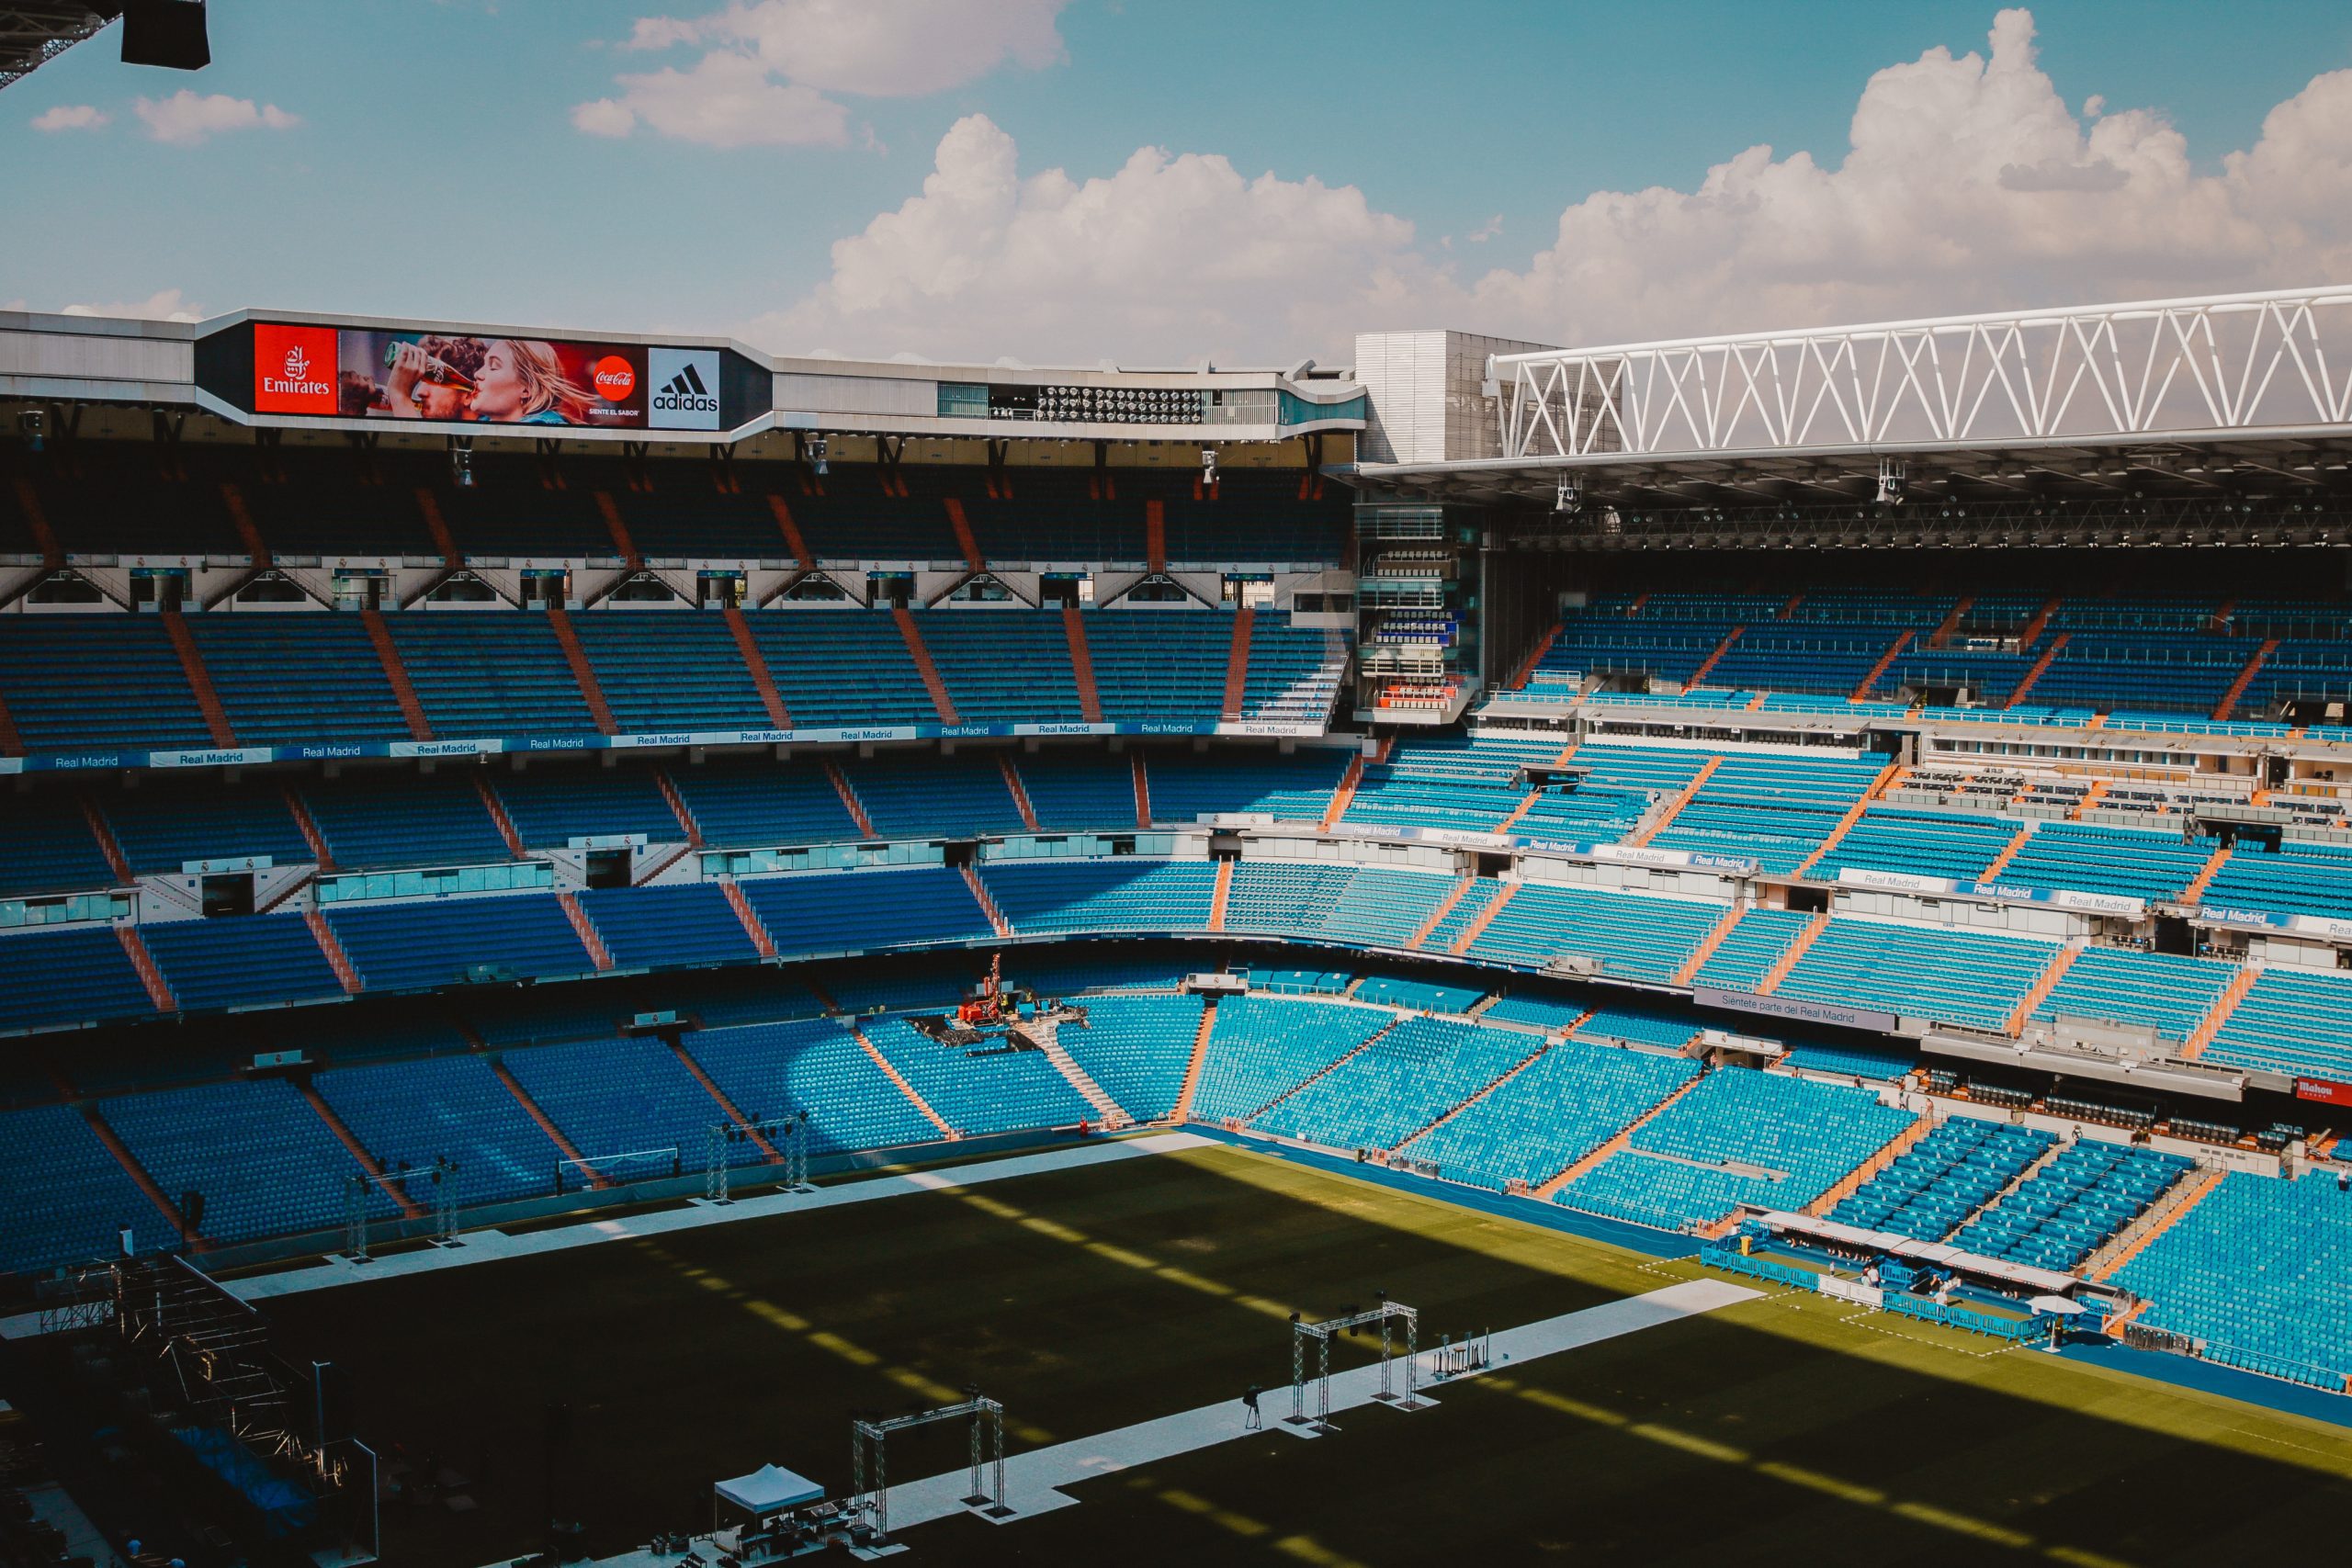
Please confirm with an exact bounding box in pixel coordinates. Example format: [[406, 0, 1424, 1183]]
[[2005, 631, 2071, 706], [302, 908, 363, 994], [1170, 998, 1219, 1122], [670, 1042, 785, 1163], [116, 927, 175, 1014], [942, 497, 984, 573], [840, 1017, 957, 1139], [1208, 859, 1234, 932], [1947, 1133, 2068, 1237], [826, 761, 878, 835], [1408, 876, 1476, 951], [1388, 1012, 1589, 1154], [2087, 1165, 2226, 1280], [1062, 605, 1106, 723], [2181, 842, 2233, 903], [1802, 1111, 1934, 1216], [764, 494, 815, 570], [72, 1094, 194, 1245], [284, 785, 338, 870], [720, 879, 778, 957], [161, 609, 236, 748], [1627, 756, 1721, 847], [1530, 1069, 1710, 1200], [893, 607, 959, 723], [557, 890, 616, 972], [1219, 607, 1255, 722], [656, 768, 704, 844], [543, 608, 618, 735], [999, 755, 1042, 832], [1849, 630, 1914, 700], [2004, 944, 2081, 1036], [1671, 906, 1746, 986], [360, 607, 434, 740], [1791, 764, 1903, 877], [1687, 626, 1743, 685], [478, 776, 530, 858], [484, 1055, 608, 1189], [1242, 1013, 1399, 1125], [1317, 746, 1373, 830], [2213, 638, 2278, 721], [2182, 964, 2261, 1059], [294, 1079, 427, 1219], [1034, 1030, 1132, 1129], [1979, 822, 2035, 880], [81, 796, 135, 884], [721, 604, 793, 728], [1753, 912, 1830, 995], [963, 865, 1013, 938], [1447, 880, 1520, 955], [1131, 753, 1153, 829]]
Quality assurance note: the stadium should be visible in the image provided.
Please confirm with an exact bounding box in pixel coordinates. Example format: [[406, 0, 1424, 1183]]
[[5, 6, 2352, 1568]]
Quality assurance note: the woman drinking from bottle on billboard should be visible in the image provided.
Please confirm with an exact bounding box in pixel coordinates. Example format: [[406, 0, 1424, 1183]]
[[382, 337, 594, 425]]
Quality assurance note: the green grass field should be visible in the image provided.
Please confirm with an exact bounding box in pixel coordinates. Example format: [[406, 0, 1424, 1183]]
[[257, 1143, 2352, 1567]]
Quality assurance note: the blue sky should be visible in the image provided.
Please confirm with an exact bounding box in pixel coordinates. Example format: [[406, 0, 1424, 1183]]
[[5, 1, 2349, 363]]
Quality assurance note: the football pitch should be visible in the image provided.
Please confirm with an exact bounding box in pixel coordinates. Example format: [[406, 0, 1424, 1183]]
[[255, 1140, 2352, 1567]]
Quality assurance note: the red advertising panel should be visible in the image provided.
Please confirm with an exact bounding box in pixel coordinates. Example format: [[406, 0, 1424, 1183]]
[[252, 322, 340, 415], [336, 329, 647, 428], [2294, 1077, 2352, 1107]]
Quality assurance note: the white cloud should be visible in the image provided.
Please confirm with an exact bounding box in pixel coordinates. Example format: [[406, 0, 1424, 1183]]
[[134, 91, 298, 145], [572, 50, 846, 147], [754, 9, 2352, 365], [752, 113, 1420, 363], [1458, 8, 2352, 345], [30, 104, 109, 132], [59, 288, 204, 323], [571, 97, 637, 138], [579, 0, 1066, 146], [707, 0, 1067, 97]]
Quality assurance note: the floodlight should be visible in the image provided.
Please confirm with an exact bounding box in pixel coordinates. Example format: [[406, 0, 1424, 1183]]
[[1875, 457, 1907, 506]]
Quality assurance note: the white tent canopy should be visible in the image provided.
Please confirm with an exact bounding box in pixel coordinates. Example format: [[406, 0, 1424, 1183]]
[[714, 1463, 823, 1516]]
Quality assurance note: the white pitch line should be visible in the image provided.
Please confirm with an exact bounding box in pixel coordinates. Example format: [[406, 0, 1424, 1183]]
[[0, 1133, 1220, 1336], [880, 1278, 1761, 1534]]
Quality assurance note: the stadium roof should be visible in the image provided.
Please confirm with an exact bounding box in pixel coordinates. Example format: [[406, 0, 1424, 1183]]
[[1358, 287, 2352, 511], [0, 3, 117, 90]]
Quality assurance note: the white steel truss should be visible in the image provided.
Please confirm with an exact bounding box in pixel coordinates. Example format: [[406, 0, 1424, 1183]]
[[1495, 287, 2352, 464]]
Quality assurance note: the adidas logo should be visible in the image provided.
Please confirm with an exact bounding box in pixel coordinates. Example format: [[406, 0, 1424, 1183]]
[[652, 362, 718, 413]]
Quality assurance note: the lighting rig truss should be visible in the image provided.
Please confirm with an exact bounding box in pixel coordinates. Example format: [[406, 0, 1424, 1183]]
[[1498, 494, 2352, 552], [849, 1392, 1010, 1545], [1285, 1293, 1426, 1435], [704, 1110, 815, 1203]]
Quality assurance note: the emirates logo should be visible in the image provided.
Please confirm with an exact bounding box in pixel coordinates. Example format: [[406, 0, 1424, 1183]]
[[284, 344, 310, 381]]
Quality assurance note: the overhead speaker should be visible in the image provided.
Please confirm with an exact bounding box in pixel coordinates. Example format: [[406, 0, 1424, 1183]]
[[120, 1, 211, 72]]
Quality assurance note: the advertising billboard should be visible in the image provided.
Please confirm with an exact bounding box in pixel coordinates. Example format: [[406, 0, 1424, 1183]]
[[326, 329, 647, 428], [252, 322, 339, 416], [223, 321, 766, 434], [647, 346, 723, 431], [2295, 1077, 2352, 1107]]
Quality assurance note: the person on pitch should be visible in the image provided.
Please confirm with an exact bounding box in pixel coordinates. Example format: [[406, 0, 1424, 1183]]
[[1241, 1383, 1262, 1429]]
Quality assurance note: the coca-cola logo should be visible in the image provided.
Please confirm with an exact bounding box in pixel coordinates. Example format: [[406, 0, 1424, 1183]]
[[593, 355, 637, 401]]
